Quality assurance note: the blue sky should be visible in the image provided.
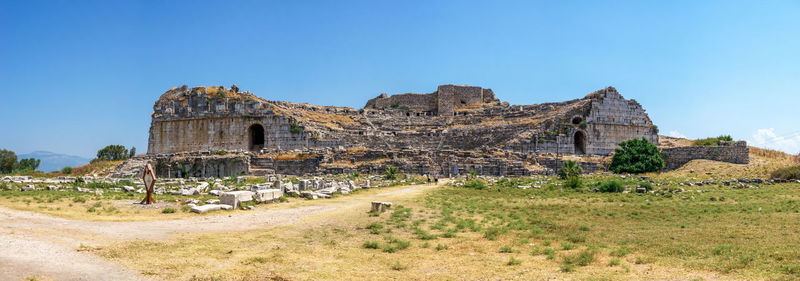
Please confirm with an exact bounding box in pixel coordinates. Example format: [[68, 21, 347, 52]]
[[1, 0, 798, 158]]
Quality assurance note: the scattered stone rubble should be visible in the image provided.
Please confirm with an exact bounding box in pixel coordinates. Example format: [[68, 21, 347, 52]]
[[2, 174, 388, 214]]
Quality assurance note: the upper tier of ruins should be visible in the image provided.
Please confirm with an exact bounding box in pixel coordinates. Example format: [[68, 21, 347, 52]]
[[147, 84, 659, 157]]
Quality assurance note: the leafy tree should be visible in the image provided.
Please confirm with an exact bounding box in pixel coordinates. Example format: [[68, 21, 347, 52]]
[[609, 138, 665, 174], [15, 158, 40, 171], [129, 147, 137, 158], [0, 149, 16, 174], [61, 166, 73, 174], [94, 145, 130, 162]]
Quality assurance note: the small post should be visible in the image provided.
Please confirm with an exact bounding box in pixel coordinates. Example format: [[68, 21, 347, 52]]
[[141, 163, 157, 205]]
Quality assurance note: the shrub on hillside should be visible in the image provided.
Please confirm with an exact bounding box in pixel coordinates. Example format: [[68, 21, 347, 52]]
[[693, 135, 733, 146], [771, 166, 800, 180], [559, 161, 583, 189], [61, 166, 73, 174], [598, 180, 624, 193], [609, 138, 665, 174], [564, 176, 582, 189], [384, 166, 399, 180], [463, 180, 487, 190], [558, 161, 582, 180]]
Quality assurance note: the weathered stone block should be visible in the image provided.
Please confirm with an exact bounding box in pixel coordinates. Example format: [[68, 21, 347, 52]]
[[254, 189, 282, 203], [220, 191, 254, 209]]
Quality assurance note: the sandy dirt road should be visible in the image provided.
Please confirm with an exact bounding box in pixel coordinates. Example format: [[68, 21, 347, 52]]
[[0, 184, 436, 281]]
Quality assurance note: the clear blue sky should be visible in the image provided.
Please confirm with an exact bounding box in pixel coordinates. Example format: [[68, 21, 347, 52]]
[[1, 0, 799, 158]]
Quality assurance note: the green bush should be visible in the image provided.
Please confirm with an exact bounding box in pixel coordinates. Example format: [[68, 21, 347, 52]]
[[598, 180, 624, 193], [363, 241, 380, 249], [384, 167, 398, 180], [639, 181, 653, 191], [462, 180, 487, 190], [771, 166, 800, 180], [61, 166, 73, 174], [564, 176, 582, 189], [558, 161, 582, 180], [559, 161, 583, 189], [609, 138, 665, 173], [289, 123, 304, 134], [161, 207, 176, 214], [693, 135, 733, 146], [562, 248, 596, 267]]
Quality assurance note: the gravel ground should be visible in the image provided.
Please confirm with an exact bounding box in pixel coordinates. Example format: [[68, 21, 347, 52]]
[[0, 183, 436, 281]]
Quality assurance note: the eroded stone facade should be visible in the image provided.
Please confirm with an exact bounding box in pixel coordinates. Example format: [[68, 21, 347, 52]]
[[146, 84, 660, 176], [661, 141, 749, 170]]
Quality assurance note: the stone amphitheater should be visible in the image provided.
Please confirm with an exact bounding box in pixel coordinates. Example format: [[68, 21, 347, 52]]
[[122, 84, 746, 178]]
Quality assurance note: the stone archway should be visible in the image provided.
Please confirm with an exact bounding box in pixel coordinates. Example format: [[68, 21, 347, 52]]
[[248, 124, 265, 151], [574, 130, 587, 155]]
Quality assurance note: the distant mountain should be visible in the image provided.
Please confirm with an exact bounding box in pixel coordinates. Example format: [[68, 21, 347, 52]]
[[18, 151, 92, 172]]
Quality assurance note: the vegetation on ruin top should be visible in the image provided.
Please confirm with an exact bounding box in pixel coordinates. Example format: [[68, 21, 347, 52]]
[[693, 135, 735, 146], [270, 152, 318, 161], [267, 102, 361, 130]]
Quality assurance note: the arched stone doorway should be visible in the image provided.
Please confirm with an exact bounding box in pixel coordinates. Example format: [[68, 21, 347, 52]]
[[574, 130, 587, 155], [248, 124, 265, 151]]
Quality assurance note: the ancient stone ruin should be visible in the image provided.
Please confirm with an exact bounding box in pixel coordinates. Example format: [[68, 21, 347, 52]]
[[136, 84, 743, 177], [661, 141, 749, 170]]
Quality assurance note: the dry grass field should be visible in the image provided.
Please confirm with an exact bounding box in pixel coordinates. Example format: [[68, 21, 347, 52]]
[[86, 176, 800, 281], [4, 143, 800, 281]]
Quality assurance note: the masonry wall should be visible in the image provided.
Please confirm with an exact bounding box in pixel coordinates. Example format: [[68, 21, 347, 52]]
[[510, 132, 587, 155], [363, 93, 437, 112], [363, 84, 497, 116], [585, 88, 658, 155], [148, 116, 339, 154], [661, 141, 749, 170], [152, 155, 250, 178]]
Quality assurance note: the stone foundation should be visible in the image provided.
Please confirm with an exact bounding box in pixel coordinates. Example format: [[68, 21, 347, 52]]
[[661, 141, 749, 170], [150, 154, 250, 178], [129, 149, 609, 178]]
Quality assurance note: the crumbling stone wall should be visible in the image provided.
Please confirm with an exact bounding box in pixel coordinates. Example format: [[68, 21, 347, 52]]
[[584, 87, 659, 155], [151, 154, 250, 178], [148, 84, 658, 160], [661, 141, 749, 170], [363, 93, 437, 112], [148, 86, 340, 154], [364, 84, 498, 116]]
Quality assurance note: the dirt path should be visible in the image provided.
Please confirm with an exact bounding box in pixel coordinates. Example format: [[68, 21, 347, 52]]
[[0, 183, 438, 281]]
